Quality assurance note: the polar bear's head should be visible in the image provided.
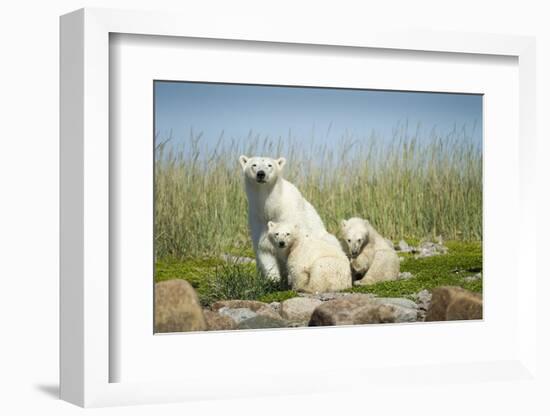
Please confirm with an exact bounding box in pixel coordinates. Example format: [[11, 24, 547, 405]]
[[339, 217, 370, 258], [239, 155, 286, 185], [267, 221, 299, 251]]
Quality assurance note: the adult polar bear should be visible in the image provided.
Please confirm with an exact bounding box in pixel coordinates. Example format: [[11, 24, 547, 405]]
[[239, 155, 340, 281]]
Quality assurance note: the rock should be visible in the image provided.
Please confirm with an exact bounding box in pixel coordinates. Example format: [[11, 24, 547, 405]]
[[309, 294, 417, 326], [280, 297, 323, 323], [463, 272, 482, 282], [203, 309, 237, 331], [255, 305, 284, 320], [413, 289, 432, 321], [308, 294, 372, 326], [370, 297, 418, 322], [397, 271, 414, 280], [237, 315, 289, 329], [298, 291, 360, 301], [353, 304, 400, 323], [155, 279, 207, 333], [268, 302, 281, 313], [425, 286, 482, 321], [218, 307, 257, 323], [287, 321, 306, 328], [414, 241, 448, 258], [398, 239, 413, 252], [211, 299, 268, 312], [213, 299, 282, 324]]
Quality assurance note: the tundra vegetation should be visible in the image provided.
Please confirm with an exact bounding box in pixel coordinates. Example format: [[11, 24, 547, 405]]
[[154, 125, 482, 305]]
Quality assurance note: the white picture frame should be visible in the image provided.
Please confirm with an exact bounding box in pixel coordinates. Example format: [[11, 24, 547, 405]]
[[60, 7, 538, 408]]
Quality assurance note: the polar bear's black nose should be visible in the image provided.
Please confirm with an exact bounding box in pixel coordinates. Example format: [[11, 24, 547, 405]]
[[278, 241, 285, 248], [257, 170, 266, 180]]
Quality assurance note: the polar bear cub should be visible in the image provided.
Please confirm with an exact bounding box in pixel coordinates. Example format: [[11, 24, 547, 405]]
[[239, 155, 340, 281], [268, 221, 352, 293], [339, 217, 400, 285]]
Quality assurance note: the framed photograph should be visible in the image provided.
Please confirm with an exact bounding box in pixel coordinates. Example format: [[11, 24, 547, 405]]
[[60, 8, 538, 407]]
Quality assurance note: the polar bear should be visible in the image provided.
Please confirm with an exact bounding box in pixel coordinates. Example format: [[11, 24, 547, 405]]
[[339, 217, 400, 285], [268, 221, 352, 293], [239, 155, 340, 281]]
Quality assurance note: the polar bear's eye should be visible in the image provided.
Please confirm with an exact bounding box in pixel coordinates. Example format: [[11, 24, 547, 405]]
[[286, 233, 289, 236], [275, 233, 279, 236], [347, 239, 351, 243], [268, 164, 273, 168], [252, 164, 257, 168]]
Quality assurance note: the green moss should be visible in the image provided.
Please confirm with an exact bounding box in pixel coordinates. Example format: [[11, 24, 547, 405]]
[[155, 257, 224, 287], [347, 240, 482, 298], [156, 240, 482, 307], [258, 290, 299, 303]]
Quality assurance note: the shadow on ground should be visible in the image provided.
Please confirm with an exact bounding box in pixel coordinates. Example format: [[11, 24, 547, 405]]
[[35, 384, 59, 399]]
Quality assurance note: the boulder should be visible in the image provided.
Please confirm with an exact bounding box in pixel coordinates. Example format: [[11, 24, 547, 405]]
[[463, 273, 482, 282], [397, 271, 414, 280], [203, 310, 237, 331], [370, 297, 418, 322], [280, 297, 323, 323], [211, 299, 268, 312], [154, 279, 207, 333], [398, 240, 413, 252], [415, 241, 448, 259], [309, 294, 417, 326], [298, 291, 364, 302], [425, 286, 482, 321], [218, 307, 257, 323], [211, 299, 282, 322], [237, 315, 289, 329], [413, 289, 432, 321]]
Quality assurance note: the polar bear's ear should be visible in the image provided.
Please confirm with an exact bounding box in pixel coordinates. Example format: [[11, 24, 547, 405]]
[[340, 219, 347, 229], [267, 221, 275, 230], [276, 157, 286, 169], [239, 155, 249, 169]]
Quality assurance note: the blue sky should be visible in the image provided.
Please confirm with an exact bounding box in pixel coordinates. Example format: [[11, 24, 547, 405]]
[[154, 81, 482, 151]]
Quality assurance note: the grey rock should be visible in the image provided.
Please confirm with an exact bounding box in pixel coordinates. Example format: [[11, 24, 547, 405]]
[[414, 241, 448, 259], [268, 301, 281, 312], [397, 271, 414, 280], [218, 307, 257, 323], [280, 297, 323, 323], [211, 299, 268, 312], [463, 273, 482, 282], [413, 289, 432, 322], [255, 305, 283, 320], [155, 279, 207, 333], [298, 291, 358, 302], [398, 240, 413, 252], [287, 321, 306, 328], [237, 315, 289, 329], [371, 297, 418, 322]]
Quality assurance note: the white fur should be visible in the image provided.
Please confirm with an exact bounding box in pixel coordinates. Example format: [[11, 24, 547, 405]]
[[339, 217, 400, 285], [268, 221, 351, 293], [239, 155, 340, 281]]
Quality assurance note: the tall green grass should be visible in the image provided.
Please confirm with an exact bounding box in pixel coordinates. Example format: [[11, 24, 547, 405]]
[[155, 125, 482, 260]]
